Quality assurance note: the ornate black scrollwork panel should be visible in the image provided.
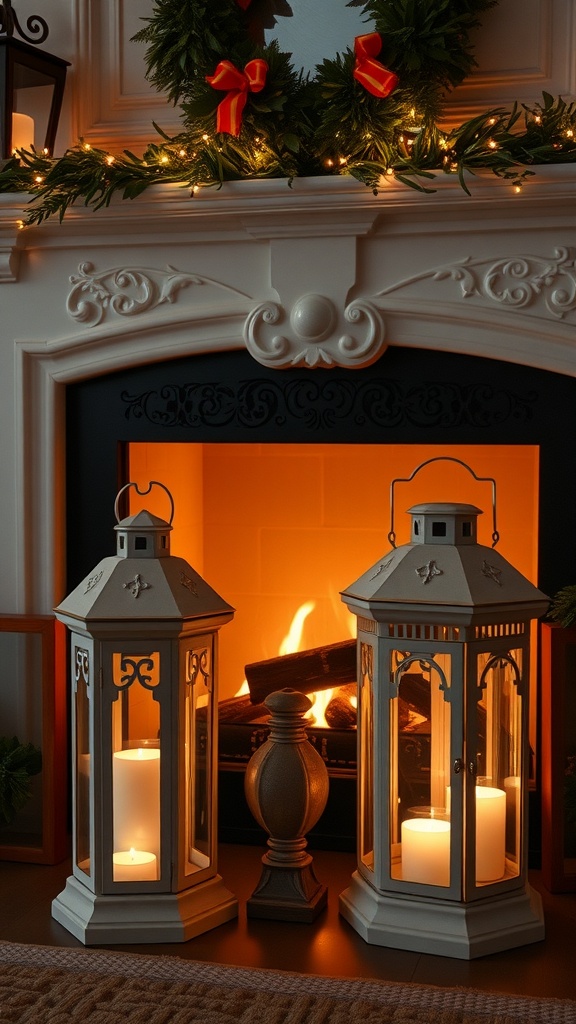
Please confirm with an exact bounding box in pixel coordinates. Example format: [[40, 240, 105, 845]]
[[121, 377, 536, 432]]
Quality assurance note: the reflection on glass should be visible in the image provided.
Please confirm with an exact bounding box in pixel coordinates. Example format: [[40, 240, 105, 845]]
[[391, 651, 452, 888], [75, 646, 91, 875], [359, 642, 374, 873], [111, 652, 161, 882], [563, 645, 576, 872], [0, 632, 44, 848], [475, 648, 523, 884], [185, 641, 212, 874]]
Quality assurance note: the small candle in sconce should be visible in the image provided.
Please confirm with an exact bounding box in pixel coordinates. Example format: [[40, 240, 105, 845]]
[[401, 809, 451, 887], [113, 847, 158, 882], [11, 113, 35, 153]]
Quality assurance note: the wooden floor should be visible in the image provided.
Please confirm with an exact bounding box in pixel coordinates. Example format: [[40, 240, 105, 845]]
[[1, 844, 575, 1001]]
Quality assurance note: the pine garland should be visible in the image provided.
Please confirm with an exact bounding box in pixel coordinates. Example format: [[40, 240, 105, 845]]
[[1, 0, 576, 223], [0, 736, 42, 827]]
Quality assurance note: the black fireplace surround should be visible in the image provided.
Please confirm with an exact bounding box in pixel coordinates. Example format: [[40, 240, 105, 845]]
[[65, 345, 576, 858]]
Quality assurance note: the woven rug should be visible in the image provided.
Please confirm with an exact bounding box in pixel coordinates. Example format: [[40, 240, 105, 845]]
[[0, 940, 575, 1024]]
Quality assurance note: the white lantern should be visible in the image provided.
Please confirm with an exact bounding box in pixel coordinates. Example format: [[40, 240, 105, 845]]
[[339, 461, 548, 959], [52, 482, 237, 944]]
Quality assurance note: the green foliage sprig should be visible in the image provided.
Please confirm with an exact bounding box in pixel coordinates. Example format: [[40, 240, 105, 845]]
[[0, 736, 42, 827], [1, 1, 576, 222], [548, 585, 576, 629]]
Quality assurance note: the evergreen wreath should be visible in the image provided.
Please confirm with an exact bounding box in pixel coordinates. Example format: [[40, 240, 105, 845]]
[[1, 0, 576, 223]]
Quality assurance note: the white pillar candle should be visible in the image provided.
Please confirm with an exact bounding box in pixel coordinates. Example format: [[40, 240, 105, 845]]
[[476, 786, 506, 882], [11, 113, 35, 153], [401, 818, 451, 886], [113, 748, 160, 862], [113, 848, 158, 882]]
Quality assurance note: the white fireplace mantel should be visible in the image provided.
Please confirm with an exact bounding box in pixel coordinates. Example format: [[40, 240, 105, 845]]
[[1, 166, 575, 615]]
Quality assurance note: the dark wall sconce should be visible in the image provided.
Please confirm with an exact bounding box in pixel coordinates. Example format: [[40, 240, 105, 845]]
[[0, 0, 70, 158]]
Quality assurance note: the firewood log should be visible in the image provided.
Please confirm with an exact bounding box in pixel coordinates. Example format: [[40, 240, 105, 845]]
[[245, 639, 356, 704]]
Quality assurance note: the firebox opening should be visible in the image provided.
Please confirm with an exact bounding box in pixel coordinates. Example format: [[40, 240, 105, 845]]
[[126, 442, 539, 719]]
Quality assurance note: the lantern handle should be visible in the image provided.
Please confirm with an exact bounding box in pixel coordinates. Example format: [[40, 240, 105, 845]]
[[114, 481, 175, 526], [388, 457, 499, 549]]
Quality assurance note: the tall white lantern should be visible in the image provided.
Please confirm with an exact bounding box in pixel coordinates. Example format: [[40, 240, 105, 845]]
[[52, 482, 237, 944], [339, 464, 548, 959]]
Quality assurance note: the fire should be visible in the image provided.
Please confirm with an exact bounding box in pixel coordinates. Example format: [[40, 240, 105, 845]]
[[235, 600, 358, 729], [306, 688, 334, 729], [277, 601, 335, 725], [279, 601, 316, 656]]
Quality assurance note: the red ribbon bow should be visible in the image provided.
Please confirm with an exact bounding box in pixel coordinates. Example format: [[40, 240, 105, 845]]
[[353, 33, 398, 99], [206, 59, 268, 136]]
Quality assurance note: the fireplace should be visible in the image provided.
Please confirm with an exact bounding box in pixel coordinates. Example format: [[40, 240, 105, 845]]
[[63, 341, 572, 853], [3, 171, 576, 860]]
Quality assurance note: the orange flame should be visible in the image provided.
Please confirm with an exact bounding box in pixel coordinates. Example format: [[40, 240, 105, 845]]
[[279, 601, 316, 656]]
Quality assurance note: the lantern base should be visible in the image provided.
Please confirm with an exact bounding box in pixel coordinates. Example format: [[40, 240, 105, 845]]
[[339, 871, 545, 960], [51, 873, 238, 945]]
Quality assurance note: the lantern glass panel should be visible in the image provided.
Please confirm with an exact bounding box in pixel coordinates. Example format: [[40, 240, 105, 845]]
[[359, 641, 374, 874], [474, 647, 523, 885], [184, 640, 213, 873], [12, 65, 54, 150], [111, 652, 161, 883], [391, 651, 452, 888], [74, 644, 91, 877]]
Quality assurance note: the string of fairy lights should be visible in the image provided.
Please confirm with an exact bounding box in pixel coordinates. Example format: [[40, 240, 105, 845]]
[[1, 0, 576, 223]]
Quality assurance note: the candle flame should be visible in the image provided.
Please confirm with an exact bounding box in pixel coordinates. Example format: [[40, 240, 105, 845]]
[[129, 847, 136, 861]]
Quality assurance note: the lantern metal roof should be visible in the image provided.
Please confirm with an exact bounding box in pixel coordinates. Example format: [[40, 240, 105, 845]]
[[341, 502, 548, 626], [55, 502, 234, 631]]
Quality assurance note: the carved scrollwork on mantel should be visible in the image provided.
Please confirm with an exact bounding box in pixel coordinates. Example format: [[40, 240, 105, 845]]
[[378, 248, 576, 320], [66, 262, 252, 327], [243, 293, 386, 369]]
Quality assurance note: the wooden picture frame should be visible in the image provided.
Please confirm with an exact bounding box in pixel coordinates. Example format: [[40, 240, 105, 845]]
[[0, 614, 69, 864], [540, 622, 576, 892]]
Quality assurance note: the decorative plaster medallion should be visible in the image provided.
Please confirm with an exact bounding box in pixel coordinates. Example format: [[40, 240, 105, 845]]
[[415, 560, 443, 584], [66, 262, 252, 327], [122, 573, 151, 598], [379, 248, 576, 320], [243, 294, 386, 368]]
